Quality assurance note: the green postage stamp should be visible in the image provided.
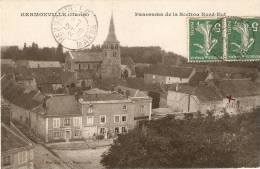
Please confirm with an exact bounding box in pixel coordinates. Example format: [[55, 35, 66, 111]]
[[227, 17, 260, 61], [188, 17, 260, 62], [188, 18, 224, 62]]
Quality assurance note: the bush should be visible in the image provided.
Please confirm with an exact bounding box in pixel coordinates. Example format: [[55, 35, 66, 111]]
[[101, 112, 260, 168]]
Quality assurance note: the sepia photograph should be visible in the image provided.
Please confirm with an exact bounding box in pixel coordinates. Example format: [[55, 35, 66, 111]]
[[1, 0, 260, 168]]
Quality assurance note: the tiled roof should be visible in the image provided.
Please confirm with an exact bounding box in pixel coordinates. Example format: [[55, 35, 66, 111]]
[[121, 57, 134, 65], [146, 64, 193, 78], [1, 79, 42, 110], [189, 71, 208, 86], [1, 123, 32, 152], [168, 79, 260, 102], [208, 66, 258, 74], [28, 61, 61, 68], [194, 84, 223, 102], [216, 79, 260, 97], [82, 92, 126, 102], [42, 95, 81, 117], [120, 78, 163, 93], [70, 51, 102, 62], [32, 68, 63, 84]]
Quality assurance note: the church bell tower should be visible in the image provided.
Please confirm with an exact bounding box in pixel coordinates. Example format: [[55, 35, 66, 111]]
[[101, 15, 121, 79]]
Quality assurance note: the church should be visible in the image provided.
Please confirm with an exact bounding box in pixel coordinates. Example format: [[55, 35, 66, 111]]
[[65, 15, 122, 80]]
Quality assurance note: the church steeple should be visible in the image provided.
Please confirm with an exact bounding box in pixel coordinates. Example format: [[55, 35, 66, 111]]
[[105, 14, 119, 43]]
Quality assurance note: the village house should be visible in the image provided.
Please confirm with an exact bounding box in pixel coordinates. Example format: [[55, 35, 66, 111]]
[[116, 77, 166, 108], [205, 66, 258, 80], [32, 68, 68, 94], [166, 79, 260, 116], [216, 79, 260, 114], [30, 95, 82, 143], [1, 102, 35, 169], [16, 60, 62, 68], [79, 88, 152, 139], [1, 58, 16, 67], [167, 83, 223, 115], [1, 78, 44, 127], [27, 88, 152, 143], [144, 64, 195, 85], [14, 67, 37, 91]]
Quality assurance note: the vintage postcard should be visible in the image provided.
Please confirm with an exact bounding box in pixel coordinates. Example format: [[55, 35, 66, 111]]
[[1, 0, 260, 169]]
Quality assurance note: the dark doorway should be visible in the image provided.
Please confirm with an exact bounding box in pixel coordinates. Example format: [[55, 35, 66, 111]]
[[148, 91, 160, 109]]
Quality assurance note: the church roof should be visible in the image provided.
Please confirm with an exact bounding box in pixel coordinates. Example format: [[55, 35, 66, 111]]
[[69, 51, 102, 62], [105, 15, 119, 43], [121, 57, 135, 65]]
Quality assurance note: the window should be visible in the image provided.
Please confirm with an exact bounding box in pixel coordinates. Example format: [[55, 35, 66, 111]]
[[88, 105, 93, 114], [64, 118, 71, 126], [100, 115, 106, 124], [122, 105, 127, 110], [3, 156, 11, 166], [100, 128, 106, 134], [86, 116, 94, 125], [53, 131, 61, 138], [122, 126, 127, 133], [140, 105, 145, 113], [18, 151, 27, 164], [73, 117, 81, 127], [114, 127, 119, 134], [114, 115, 120, 123], [113, 51, 117, 57], [53, 118, 60, 128], [74, 130, 81, 137], [122, 115, 127, 122]]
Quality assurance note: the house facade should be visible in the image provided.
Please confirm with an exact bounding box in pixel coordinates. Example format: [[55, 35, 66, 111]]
[[30, 95, 83, 143], [1, 103, 34, 169], [79, 89, 152, 139], [144, 65, 195, 85], [166, 80, 260, 116]]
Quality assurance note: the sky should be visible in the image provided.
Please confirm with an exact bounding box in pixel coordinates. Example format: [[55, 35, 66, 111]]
[[1, 0, 260, 57]]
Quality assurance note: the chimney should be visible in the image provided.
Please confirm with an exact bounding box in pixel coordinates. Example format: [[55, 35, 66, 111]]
[[176, 84, 179, 92], [42, 96, 48, 111]]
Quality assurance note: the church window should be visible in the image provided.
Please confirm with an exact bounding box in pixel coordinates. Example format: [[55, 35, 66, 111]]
[[113, 51, 117, 57], [111, 45, 114, 49]]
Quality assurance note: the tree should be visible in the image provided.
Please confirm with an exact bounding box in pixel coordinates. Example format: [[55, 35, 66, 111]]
[[101, 112, 259, 168]]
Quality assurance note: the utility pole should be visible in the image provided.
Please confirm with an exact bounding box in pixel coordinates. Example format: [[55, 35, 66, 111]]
[[188, 94, 191, 113]]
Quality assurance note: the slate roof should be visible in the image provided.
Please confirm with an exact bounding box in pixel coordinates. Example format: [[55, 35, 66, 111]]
[[41, 95, 81, 117], [1, 123, 32, 152], [70, 51, 102, 62], [146, 64, 193, 78]]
